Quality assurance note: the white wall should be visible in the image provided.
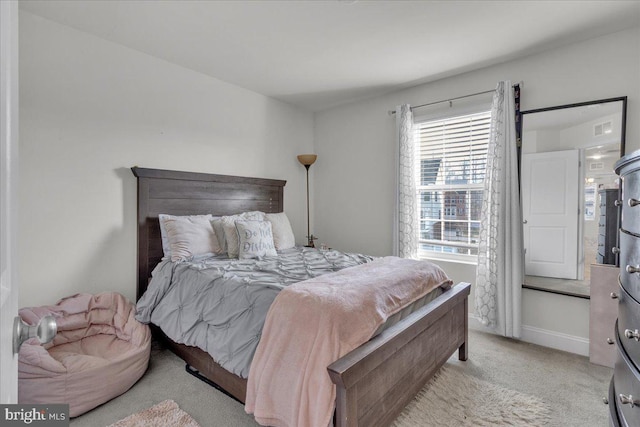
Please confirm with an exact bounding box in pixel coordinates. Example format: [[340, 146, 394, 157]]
[[560, 112, 623, 152], [18, 11, 314, 307], [532, 112, 623, 153], [315, 27, 640, 354]]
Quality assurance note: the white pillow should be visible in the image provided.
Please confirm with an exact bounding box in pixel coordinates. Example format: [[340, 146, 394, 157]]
[[161, 215, 223, 262], [235, 220, 277, 259], [158, 214, 218, 258], [159, 214, 220, 258], [221, 211, 266, 258], [266, 212, 296, 250]]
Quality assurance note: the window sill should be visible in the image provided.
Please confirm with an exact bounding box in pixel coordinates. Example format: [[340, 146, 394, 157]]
[[419, 252, 478, 266]]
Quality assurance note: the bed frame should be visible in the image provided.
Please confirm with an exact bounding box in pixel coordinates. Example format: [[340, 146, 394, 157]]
[[132, 166, 470, 427]]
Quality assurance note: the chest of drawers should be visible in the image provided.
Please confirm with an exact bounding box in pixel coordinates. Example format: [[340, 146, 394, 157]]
[[610, 152, 640, 426]]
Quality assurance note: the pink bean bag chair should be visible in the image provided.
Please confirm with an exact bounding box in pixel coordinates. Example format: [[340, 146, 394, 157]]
[[18, 292, 151, 417]]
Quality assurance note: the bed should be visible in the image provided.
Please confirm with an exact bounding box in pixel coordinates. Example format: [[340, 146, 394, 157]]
[[132, 166, 470, 427]]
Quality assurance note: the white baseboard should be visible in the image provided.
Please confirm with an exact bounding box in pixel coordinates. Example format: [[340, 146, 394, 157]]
[[469, 315, 589, 356]]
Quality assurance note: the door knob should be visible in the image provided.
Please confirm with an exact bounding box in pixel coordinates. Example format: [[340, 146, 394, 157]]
[[523, 220, 528, 224], [629, 198, 640, 207], [12, 315, 57, 354], [612, 247, 620, 254], [610, 292, 619, 299]]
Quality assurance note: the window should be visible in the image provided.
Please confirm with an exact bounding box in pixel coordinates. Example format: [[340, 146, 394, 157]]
[[416, 110, 491, 259]]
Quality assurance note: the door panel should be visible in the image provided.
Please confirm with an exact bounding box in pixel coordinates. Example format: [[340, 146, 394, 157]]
[[522, 150, 580, 279], [529, 227, 566, 264], [1, 0, 19, 404]]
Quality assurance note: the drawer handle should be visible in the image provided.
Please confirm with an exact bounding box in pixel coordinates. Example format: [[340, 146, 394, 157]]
[[611, 292, 619, 299], [615, 199, 623, 207], [626, 265, 640, 274], [607, 337, 615, 345], [629, 198, 640, 207], [625, 329, 640, 341], [612, 247, 620, 255], [619, 394, 640, 408]]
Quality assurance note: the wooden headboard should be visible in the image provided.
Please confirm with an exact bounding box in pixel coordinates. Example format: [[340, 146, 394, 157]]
[[131, 167, 286, 300]]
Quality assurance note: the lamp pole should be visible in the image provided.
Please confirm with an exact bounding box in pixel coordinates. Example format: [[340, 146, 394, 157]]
[[304, 164, 313, 247], [297, 154, 317, 247]]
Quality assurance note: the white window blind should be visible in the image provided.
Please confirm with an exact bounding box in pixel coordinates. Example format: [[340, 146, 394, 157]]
[[417, 110, 491, 257]]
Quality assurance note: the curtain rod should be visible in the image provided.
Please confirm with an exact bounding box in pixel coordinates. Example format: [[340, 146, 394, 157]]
[[388, 81, 523, 116]]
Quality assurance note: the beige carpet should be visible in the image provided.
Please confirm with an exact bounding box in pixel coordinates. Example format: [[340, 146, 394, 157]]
[[393, 366, 551, 427], [107, 400, 201, 427], [110, 365, 550, 427]]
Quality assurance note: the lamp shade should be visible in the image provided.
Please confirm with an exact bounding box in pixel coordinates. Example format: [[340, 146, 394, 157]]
[[297, 154, 317, 166]]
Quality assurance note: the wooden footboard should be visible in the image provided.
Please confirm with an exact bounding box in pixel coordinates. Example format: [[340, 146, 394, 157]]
[[328, 282, 470, 427]]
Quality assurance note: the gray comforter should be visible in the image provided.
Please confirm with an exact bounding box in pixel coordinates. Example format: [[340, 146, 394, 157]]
[[135, 247, 374, 378]]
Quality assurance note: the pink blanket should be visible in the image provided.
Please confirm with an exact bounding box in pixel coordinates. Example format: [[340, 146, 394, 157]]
[[245, 256, 452, 427]]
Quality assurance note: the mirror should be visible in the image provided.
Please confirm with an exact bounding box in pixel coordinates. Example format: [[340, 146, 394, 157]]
[[520, 97, 627, 298]]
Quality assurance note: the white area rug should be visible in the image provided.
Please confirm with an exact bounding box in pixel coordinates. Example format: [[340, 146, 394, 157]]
[[393, 366, 551, 427], [107, 400, 201, 427]]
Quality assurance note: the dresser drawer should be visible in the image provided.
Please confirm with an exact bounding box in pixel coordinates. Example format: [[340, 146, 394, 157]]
[[614, 324, 640, 427], [621, 172, 640, 235], [619, 230, 640, 299], [618, 281, 640, 370], [609, 377, 622, 427], [599, 233, 606, 255]]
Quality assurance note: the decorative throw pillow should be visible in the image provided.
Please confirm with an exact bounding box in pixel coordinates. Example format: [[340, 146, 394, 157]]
[[235, 220, 277, 259], [266, 212, 296, 250], [162, 215, 223, 262], [221, 211, 266, 258], [159, 214, 216, 258]]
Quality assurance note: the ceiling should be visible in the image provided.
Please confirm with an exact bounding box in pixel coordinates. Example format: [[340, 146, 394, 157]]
[[20, 1, 640, 112]]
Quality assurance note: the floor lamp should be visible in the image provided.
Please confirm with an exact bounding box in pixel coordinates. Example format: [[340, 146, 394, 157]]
[[297, 154, 317, 247]]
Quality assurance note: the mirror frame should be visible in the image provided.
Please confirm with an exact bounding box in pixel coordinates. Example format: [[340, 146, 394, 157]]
[[518, 96, 628, 299], [520, 96, 627, 159]]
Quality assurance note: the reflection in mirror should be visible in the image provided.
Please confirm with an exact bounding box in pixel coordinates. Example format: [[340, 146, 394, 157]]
[[520, 98, 626, 298]]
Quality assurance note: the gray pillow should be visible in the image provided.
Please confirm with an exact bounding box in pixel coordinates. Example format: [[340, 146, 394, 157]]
[[221, 211, 266, 258], [211, 218, 227, 254]]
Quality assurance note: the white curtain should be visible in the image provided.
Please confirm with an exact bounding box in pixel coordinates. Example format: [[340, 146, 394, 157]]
[[393, 104, 419, 259], [475, 81, 524, 338]]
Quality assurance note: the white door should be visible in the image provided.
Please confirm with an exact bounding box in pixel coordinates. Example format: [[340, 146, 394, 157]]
[[522, 150, 580, 280], [0, 0, 19, 404]]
